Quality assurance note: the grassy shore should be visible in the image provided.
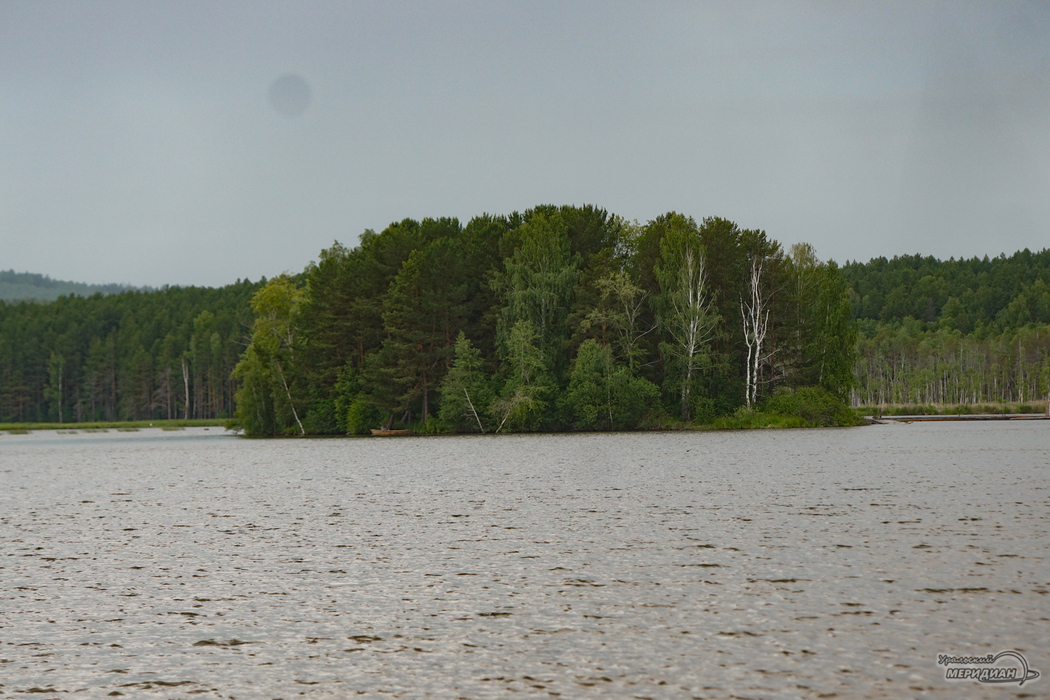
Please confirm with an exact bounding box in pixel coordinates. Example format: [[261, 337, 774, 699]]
[[1, 418, 228, 432], [854, 401, 1048, 417], [16, 400, 1037, 436]]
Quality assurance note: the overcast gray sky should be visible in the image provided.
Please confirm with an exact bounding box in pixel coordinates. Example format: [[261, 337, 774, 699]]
[[2, 1, 1048, 287]]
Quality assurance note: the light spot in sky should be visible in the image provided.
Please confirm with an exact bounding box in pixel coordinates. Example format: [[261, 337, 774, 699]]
[[268, 74, 311, 117]]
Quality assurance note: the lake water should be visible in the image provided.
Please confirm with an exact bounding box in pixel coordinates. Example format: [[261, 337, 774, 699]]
[[1, 423, 1046, 699]]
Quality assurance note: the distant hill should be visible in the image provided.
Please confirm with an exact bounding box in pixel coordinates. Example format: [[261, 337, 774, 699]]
[[0, 270, 149, 302]]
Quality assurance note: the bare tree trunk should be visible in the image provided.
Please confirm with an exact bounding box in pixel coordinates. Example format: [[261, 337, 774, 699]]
[[422, 384, 429, 424], [181, 357, 191, 420], [741, 258, 770, 409], [665, 246, 715, 420], [464, 388, 485, 433], [274, 360, 305, 435]]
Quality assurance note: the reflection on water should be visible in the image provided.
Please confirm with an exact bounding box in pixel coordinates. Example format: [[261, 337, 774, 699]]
[[1, 423, 1046, 698]]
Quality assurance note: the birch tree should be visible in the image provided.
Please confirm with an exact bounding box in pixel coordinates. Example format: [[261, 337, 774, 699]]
[[233, 275, 306, 435], [655, 220, 719, 420], [439, 332, 492, 433], [738, 230, 785, 409], [741, 256, 772, 409], [491, 320, 549, 432], [591, 271, 655, 372], [494, 212, 581, 373]]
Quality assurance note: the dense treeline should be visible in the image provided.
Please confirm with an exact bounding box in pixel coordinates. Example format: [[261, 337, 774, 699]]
[[841, 250, 1050, 406], [842, 250, 1050, 330], [0, 282, 261, 423], [233, 206, 856, 435], [852, 320, 1050, 406], [3, 219, 1045, 430]]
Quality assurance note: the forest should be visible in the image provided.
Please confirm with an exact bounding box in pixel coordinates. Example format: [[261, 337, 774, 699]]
[[2, 206, 1047, 432], [842, 250, 1050, 406], [233, 206, 855, 436], [0, 282, 260, 423]]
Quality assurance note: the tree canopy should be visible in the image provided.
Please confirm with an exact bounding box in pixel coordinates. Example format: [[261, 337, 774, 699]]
[[841, 250, 1050, 407], [0, 280, 260, 423], [13, 206, 1040, 432], [230, 205, 858, 435]]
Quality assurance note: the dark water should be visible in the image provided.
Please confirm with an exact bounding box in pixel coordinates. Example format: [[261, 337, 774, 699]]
[[1, 423, 1046, 699]]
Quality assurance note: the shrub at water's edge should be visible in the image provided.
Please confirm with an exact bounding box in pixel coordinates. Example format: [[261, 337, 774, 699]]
[[713, 387, 863, 429]]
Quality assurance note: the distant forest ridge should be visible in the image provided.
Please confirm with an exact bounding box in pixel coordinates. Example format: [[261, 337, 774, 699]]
[[0, 270, 149, 302]]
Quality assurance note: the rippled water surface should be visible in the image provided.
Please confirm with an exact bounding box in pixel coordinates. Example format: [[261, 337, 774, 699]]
[[1, 423, 1047, 699]]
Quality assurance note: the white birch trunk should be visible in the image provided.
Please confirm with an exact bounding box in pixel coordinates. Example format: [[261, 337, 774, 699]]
[[274, 359, 305, 435], [668, 247, 716, 419], [741, 258, 771, 409], [181, 356, 191, 420]]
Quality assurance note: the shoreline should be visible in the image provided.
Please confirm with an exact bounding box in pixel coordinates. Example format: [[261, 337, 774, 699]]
[[0, 418, 227, 432], [867, 412, 1048, 424]]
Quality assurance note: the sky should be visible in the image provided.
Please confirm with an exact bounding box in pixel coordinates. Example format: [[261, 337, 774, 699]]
[[2, 1, 1048, 288]]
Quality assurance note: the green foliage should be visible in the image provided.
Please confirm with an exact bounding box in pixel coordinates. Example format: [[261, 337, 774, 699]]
[[563, 339, 659, 430], [0, 279, 260, 424], [591, 269, 652, 371], [491, 320, 551, 432], [827, 248, 1050, 411], [653, 215, 719, 419], [711, 408, 808, 430], [439, 333, 493, 432], [494, 212, 581, 374], [302, 356, 357, 434], [232, 276, 306, 436], [279, 206, 860, 433], [44, 352, 65, 423], [332, 359, 359, 433], [806, 262, 857, 400], [345, 394, 382, 435], [380, 234, 484, 423], [854, 321, 1050, 406], [302, 399, 338, 435], [0, 206, 871, 434], [762, 387, 862, 427], [711, 387, 859, 429], [295, 217, 504, 433], [842, 249, 1050, 331], [1, 418, 225, 431], [854, 401, 1048, 416], [689, 395, 717, 424]]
